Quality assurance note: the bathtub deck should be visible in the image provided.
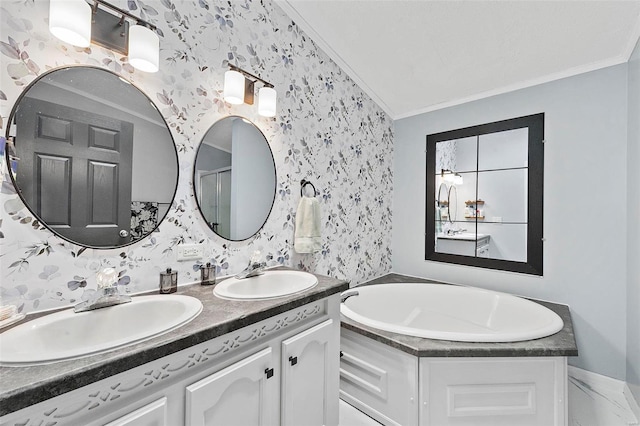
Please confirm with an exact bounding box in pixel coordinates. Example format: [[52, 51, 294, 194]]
[[339, 275, 579, 425], [341, 298, 577, 358], [342, 274, 578, 357]]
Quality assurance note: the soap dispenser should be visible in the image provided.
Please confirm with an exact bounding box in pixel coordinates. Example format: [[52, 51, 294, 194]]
[[200, 262, 216, 286], [159, 268, 178, 294]]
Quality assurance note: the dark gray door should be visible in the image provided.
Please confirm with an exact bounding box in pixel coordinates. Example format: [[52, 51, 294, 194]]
[[15, 97, 134, 246]]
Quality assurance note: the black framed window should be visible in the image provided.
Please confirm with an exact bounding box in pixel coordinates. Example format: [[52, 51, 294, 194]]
[[425, 113, 544, 275]]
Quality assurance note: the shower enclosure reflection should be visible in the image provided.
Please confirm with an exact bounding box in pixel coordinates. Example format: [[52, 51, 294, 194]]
[[194, 117, 276, 241], [197, 168, 232, 236]]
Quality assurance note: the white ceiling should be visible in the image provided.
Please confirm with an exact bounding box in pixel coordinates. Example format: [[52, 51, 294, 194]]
[[275, 0, 640, 119]]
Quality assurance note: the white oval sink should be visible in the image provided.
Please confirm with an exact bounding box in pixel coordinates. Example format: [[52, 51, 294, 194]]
[[214, 270, 318, 300], [0, 295, 202, 366]]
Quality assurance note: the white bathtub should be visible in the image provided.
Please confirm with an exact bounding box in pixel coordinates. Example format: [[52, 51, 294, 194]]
[[340, 283, 564, 342]]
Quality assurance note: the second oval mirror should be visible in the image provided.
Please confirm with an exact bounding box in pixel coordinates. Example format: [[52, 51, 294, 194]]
[[194, 117, 276, 241]]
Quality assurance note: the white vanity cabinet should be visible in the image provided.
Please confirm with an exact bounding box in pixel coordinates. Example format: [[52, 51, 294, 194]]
[[185, 319, 336, 426], [186, 347, 278, 425], [281, 319, 335, 426], [0, 296, 341, 426], [437, 234, 490, 257]]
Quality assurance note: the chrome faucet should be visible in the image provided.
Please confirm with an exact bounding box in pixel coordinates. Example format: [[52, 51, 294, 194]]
[[445, 227, 467, 236], [340, 289, 359, 303], [235, 251, 267, 279], [74, 268, 131, 313]]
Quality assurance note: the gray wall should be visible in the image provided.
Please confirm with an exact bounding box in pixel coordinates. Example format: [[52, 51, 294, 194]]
[[196, 144, 232, 172], [230, 119, 275, 240], [394, 65, 628, 380], [627, 38, 640, 403]]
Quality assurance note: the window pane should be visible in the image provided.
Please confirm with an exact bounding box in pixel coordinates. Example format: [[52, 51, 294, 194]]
[[477, 169, 527, 223], [476, 223, 527, 262], [435, 136, 477, 174], [478, 128, 528, 171]]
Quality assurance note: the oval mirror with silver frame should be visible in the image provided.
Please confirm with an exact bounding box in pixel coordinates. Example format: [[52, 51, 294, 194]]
[[447, 185, 458, 222], [5, 66, 179, 249], [193, 116, 276, 241]]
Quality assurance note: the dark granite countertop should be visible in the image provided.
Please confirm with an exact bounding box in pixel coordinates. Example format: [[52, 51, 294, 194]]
[[0, 267, 348, 417], [341, 273, 579, 358]]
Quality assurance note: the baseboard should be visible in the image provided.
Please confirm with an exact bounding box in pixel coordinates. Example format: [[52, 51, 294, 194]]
[[569, 366, 626, 393], [625, 384, 640, 424], [569, 366, 639, 425]]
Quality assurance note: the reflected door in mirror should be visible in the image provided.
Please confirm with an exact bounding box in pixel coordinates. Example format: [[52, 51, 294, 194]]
[[6, 66, 179, 249], [16, 98, 133, 246]]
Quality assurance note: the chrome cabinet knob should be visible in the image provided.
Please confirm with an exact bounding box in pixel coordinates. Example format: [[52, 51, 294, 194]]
[[119, 230, 129, 238]]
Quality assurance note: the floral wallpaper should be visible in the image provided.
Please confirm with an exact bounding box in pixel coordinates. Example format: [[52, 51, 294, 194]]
[[130, 201, 160, 240], [0, 0, 393, 314]]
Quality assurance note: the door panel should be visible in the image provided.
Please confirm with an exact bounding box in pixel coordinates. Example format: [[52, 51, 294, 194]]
[[281, 319, 334, 426], [35, 154, 71, 226], [15, 97, 133, 246], [185, 348, 276, 426]]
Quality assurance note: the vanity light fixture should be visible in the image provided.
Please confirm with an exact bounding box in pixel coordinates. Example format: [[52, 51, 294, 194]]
[[48, 0, 160, 73], [223, 65, 278, 118], [441, 169, 463, 185], [49, 0, 92, 47]]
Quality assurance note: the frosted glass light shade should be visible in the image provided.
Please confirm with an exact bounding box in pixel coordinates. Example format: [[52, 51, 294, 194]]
[[224, 70, 245, 105], [49, 0, 92, 47], [258, 86, 277, 117], [128, 25, 159, 73], [442, 171, 462, 185]]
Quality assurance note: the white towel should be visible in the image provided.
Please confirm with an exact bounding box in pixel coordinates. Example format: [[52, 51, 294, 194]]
[[294, 196, 322, 253]]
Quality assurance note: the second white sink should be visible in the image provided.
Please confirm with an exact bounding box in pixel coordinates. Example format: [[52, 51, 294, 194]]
[[214, 270, 318, 300]]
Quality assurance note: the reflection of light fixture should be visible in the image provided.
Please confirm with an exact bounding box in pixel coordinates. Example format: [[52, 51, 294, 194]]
[[441, 169, 463, 185], [48, 0, 160, 73], [223, 65, 278, 118]]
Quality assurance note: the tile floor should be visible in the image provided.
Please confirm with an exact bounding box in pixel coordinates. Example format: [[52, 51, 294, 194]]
[[339, 378, 639, 426], [339, 400, 380, 426]]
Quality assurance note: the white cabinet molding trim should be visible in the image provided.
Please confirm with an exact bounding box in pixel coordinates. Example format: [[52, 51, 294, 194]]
[[0, 301, 325, 426]]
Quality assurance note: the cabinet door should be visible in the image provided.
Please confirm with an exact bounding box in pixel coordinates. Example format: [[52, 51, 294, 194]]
[[104, 397, 168, 426], [281, 319, 334, 426], [185, 347, 277, 426]]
